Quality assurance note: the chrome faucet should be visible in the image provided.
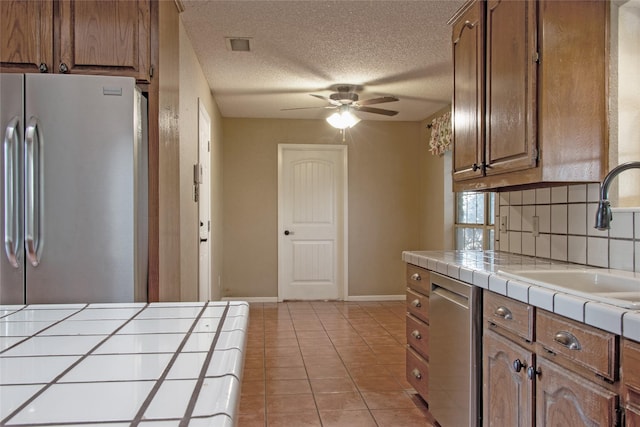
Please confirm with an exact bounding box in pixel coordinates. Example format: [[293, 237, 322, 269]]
[[594, 161, 640, 230]]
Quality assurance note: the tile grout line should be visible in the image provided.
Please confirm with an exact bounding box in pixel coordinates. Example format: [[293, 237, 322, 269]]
[[1, 304, 148, 426], [178, 301, 231, 427], [130, 302, 212, 426]]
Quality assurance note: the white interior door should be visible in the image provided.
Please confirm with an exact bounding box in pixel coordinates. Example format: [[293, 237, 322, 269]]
[[278, 144, 348, 301], [198, 100, 211, 301]]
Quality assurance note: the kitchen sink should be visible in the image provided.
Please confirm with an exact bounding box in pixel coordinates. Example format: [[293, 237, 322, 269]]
[[497, 269, 640, 309]]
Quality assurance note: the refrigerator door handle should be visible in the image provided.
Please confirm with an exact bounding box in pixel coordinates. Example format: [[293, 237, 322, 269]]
[[3, 117, 21, 267], [25, 117, 43, 267]]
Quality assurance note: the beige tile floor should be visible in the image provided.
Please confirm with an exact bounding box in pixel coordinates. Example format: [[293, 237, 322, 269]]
[[237, 301, 437, 427]]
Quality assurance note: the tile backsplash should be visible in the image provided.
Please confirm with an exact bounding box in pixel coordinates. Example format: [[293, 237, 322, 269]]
[[495, 184, 640, 272]]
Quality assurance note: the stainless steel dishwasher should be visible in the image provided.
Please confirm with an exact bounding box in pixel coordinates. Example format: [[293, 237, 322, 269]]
[[428, 272, 482, 426]]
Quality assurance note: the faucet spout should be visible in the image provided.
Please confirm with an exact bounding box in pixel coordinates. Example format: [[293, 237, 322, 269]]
[[594, 161, 640, 230]]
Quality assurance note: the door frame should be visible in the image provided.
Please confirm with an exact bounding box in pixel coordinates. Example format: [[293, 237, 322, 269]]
[[198, 99, 211, 302], [277, 144, 349, 302]]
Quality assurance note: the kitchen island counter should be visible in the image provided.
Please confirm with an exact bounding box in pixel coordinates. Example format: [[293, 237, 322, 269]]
[[0, 301, 248, 426]]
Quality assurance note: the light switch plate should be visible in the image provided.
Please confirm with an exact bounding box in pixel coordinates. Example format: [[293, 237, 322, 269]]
[[500, 216, 508, 233], [532, 216, 540, 237]]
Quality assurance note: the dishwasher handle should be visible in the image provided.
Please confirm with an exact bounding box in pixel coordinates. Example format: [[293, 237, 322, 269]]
[[431, 284, 470, 309]]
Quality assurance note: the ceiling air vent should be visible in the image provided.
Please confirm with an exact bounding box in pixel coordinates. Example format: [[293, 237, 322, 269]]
[[225, 37, 252, 52]]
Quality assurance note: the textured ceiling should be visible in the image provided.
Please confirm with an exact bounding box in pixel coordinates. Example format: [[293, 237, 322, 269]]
[[180, 0, 465, 122]]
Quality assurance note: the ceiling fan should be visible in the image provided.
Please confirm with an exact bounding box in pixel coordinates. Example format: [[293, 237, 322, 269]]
[[282, 85, 400, 118]]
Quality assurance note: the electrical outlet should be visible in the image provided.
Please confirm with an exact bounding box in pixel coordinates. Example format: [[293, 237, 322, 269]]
[[532, 216, 540, 237], [500, 216, 508, 233]]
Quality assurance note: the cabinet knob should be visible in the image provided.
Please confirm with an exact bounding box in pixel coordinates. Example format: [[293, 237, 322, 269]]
[[411, 368, 422, 380], [38, 63, 48, 73], [410, 273, 421, 281], [284, 230, 294, 236], [527, 366, 541, 380], [411, 299, 421, 308], [472, 163, 480, 171], [411, 330, 422, 340], [512, 359, 525, 372], [59, 62, 69, 73]]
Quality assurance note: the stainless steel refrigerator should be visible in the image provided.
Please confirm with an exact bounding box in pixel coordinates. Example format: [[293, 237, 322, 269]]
[[0, 73, 148, 304]]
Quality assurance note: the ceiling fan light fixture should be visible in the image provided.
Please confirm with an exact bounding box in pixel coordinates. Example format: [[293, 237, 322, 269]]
[[326, 107, 361, 129]]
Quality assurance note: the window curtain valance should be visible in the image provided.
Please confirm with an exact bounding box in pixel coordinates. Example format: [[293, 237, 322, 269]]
[[428, 110, 452, 156]]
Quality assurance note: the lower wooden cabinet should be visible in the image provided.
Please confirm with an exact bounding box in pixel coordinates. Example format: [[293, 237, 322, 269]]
[[483, 329, 534, 427], [483, 290, 623, 426], [406, 346, 429, 400], [405, 264, 429, 404], [535, 357, 618, 426], [623, 339, 640, 426]]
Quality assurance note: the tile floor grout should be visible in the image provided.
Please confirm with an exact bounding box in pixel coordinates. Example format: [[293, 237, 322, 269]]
[[238, 300, 437, 426]]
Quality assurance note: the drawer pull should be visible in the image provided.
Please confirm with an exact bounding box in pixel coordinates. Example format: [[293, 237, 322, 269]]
[[494, 306, 513, 320], [410, 273, 422, 281], [411, 368, 422, 380], [553, 331, 581, 350], [411, 330, 422, 340], [411, 299, 422, 308]]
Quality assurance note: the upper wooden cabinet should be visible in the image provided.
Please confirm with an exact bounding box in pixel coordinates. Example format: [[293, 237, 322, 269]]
[[450, 0, 484, 182], [58, 0, 151, 80], [450, 0, 608, 191], [0, 1, 54, 73], [1, 0, 152, 82]]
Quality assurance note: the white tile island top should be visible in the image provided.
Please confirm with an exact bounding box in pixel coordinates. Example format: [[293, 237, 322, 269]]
[[0, 301, 249, 427]]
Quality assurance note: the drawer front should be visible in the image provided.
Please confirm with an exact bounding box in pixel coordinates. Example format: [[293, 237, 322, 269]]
[[406, 346, 429, 400], [483, 291, 534, 342], [406, 264, 430, 295], [406, 314, 429, 359], [623, 339, 640, 406], [406, 288, 429, 322], [537, 310, 617, 381]]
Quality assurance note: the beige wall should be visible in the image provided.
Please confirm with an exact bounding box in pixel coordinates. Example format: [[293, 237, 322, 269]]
[[157, 4, 224, 302], [178, 20, 224, 301], [222, 119, 426, 298], [419, 106, 454, 250]]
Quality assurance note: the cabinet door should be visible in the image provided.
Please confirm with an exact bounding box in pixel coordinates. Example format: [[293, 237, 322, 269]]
[[484, 0, 537, 176], [627, 405, 640, 427], [58, 0, 151, 81], [536, 357, 618, 427], [0, 0, 54, 73], [483, 330, 534, 427], [451, 0, 484, 182], [537, 0, 607, 182]]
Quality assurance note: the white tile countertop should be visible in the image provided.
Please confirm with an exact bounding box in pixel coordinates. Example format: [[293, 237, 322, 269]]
[[0, 301, 249, 427], [403, 250, 640, 341]]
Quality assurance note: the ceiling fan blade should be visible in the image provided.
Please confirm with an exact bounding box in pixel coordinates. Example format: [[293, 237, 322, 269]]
[[356, 96, 399, 106], [281, 105, 336, 111], [310, 94, 330, 101], [310, 94, 342, 106], [354, 106, 399, 116]]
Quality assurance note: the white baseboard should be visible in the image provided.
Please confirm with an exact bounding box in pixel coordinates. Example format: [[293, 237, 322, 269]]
[[345, 295, 405, 302], [221, 297, 279, 303]]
